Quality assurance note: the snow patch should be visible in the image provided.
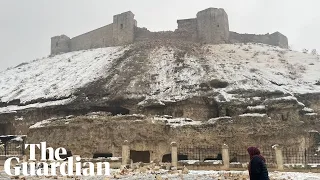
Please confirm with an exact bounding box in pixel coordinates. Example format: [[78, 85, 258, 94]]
[[207, 116, 232, 124], [29, 117, 61, 129], [302, 107, 314, 113], [178, 160, 199, 164], [247, 105, 266, 110], [0, 98, 75, 114], [153, 117, 202, 127], [305, 113, 318, 116], [239, 113, 267, 117]]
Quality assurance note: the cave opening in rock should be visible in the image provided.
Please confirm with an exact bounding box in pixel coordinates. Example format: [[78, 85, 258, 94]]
[[91, 106, 129, 115], [162, 154, 172, 162], [203, 153, 222, 161], [178, 154, 188, 161], [225, 108, 230, 117], [60, 151, 73, 160], [46, 150, 72, 161], [130, 150, 150, 163], [93, 153, 113, 159], [161, 154, 189, 162]]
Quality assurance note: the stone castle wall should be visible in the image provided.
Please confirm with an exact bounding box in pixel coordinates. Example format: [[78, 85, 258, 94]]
[[135, 28, 195, 42], [229, 31, 289, 49], [50, 8, 288, 55], [51, 11, 136, 55], [70, 24, 114, 51]]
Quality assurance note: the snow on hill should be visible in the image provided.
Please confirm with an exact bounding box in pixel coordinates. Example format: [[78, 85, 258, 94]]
[[1, 42, 320, 113], [0, 47, 126, 105]]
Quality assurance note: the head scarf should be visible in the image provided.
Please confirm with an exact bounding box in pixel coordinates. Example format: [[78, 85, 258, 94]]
[[247, 147, 266, 176], [247, 147, 265, 161]]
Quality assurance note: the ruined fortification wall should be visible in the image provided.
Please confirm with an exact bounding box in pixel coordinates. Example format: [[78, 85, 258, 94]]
[[229, 31, 289, 49], [51, 11, 136, 55], [70, 24, 114, 51], [177, 18, 197, 32], [50, 8, 288, 55], [135, 28, 195, 42], [176, 18, 198, 41]]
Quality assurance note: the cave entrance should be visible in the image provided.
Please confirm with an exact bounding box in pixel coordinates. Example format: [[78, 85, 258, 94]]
[[204, 153, 222, 161], [130, 150, 150, 163], [178, 154, 188, 161], [93, 153, 113, 159], [162, 154, 188, 162], [60, 151, 73, 160], [162, 154, 171, 163], [91, 106, 130, 115], [46, 150, 72, 161]]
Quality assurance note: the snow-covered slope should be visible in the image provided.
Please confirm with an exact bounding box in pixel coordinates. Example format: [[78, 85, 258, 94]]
[[1, 42, 320, 113], [0, 47, 126, 103], [125, 43, 320, 103]]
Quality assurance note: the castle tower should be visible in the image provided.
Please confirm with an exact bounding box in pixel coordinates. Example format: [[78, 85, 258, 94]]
[[196, 8, 229, 44], [269, 32, 289, 49], [112, 11, 135, 46], [51, 35, 71, 55]]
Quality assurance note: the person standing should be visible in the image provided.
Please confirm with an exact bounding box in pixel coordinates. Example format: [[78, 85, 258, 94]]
[[247, 147, 269, 180]]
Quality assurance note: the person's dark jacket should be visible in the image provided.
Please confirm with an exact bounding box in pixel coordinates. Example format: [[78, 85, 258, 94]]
[[247, 147, 269, 180], [249, 155, 269, 180]]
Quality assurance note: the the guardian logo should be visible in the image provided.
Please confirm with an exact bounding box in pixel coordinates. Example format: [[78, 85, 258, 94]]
[[4, 142, 110, 176]]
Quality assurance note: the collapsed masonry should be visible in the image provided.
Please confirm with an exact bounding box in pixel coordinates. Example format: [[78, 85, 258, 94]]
[[51, 8, 288, 55]]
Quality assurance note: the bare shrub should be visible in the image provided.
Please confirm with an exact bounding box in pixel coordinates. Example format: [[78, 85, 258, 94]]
[[311, 49, 318, 56], [250, 68, 259, 73]]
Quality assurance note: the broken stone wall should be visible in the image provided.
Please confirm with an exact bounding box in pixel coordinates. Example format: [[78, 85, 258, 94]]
[[176, 18, 198, 41], [229, 31, 289, 48], [134, 27, 195, 42]]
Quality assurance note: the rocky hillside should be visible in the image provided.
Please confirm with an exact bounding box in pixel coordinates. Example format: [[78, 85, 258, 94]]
[[0, 41, 320, 121]]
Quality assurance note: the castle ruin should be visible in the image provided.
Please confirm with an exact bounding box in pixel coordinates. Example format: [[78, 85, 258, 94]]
[[51, 8, 288, 55]]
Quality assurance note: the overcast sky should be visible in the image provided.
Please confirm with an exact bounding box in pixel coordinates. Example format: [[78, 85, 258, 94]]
[[0, 0, 319, 71]]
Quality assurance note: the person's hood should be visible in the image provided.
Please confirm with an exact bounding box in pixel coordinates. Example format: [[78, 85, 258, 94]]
[[247, 146, 261, 158]]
